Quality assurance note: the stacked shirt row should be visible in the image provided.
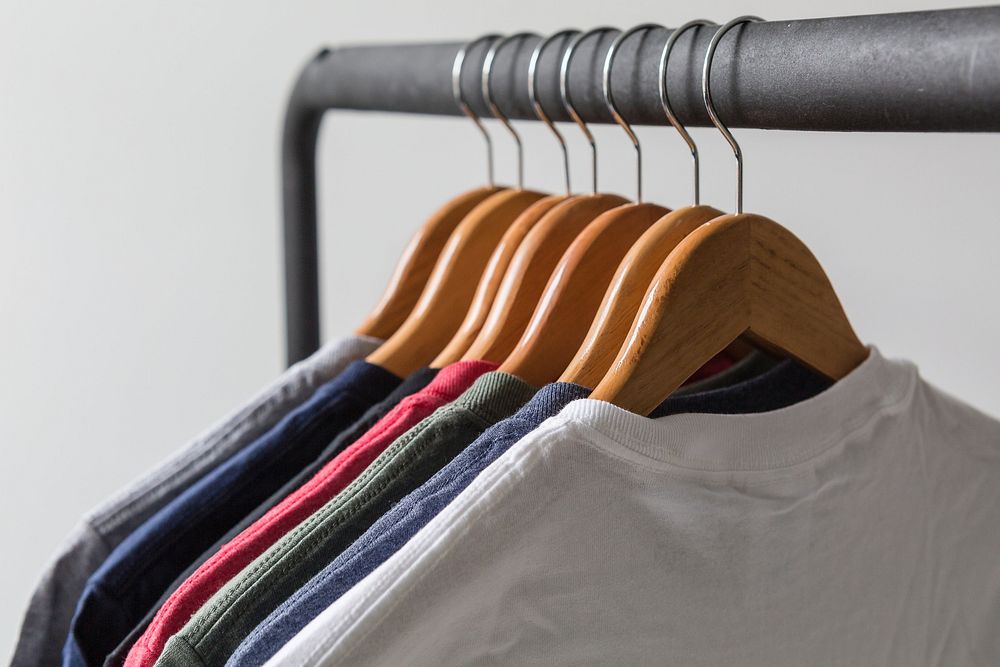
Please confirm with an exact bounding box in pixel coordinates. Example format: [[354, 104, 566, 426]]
[[12, 334, 1000, 666]]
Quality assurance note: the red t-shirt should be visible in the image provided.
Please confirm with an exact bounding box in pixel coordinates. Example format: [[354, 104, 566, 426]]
[[125, 359, 497, 667]]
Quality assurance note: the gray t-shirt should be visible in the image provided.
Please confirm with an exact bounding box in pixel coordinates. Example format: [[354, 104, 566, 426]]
[[9, 334, 380, 667]]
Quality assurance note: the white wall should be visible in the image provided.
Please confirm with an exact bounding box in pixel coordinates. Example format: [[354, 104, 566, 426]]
[[2, 0, 998, 657]]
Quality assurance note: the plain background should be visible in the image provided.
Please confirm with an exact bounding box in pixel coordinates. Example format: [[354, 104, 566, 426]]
[[3, 0, 999, 657]]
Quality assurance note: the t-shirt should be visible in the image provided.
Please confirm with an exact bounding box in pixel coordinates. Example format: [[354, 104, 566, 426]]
[[272, 348, 1000, 666], [9, 334, 380, 667], [156, 371, 537, 667], [233, 359, 830, 665], [675, 349, 776, 395], [123, 361, 491, 667], [107, 367, 439, 667], [61, 360, 401, 667]]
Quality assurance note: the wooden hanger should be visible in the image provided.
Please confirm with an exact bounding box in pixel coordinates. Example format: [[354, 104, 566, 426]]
[[459, 193, 629, 364], [559, 204, 721, 387], [589, 213, 868, 414], [356, 185, 504, 339], [497, 25, 680, 386], [589, 17, 867, 414], [432, 31, 588, 367], [463, 28, 654, 370], [431, 193, 566, 366], [496, 201, 667, 386], [359, 35, 509, 343], [369, 33, 551, 377], [561, 20, 728, 387], [367, 189, 547, 377]]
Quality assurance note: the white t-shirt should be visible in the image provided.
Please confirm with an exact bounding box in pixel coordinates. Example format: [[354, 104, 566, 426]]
[[270, 348, 1000, 666]]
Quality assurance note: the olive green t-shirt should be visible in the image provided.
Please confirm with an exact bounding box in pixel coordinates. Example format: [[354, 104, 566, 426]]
[[156, 371, 537, 667]]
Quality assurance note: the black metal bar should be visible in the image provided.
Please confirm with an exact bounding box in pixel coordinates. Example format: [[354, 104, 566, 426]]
[[282, 58, 324, 364], [282, 7, 1000, 364]]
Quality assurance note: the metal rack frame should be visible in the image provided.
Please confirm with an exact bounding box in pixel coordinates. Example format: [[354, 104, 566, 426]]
[[281, 6, 1000, 365]]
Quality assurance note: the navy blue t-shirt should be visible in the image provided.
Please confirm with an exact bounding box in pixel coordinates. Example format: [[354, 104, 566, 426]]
[[231, 360, 831, 664], [102, 367, 438, 667], [62, 361, 400, 667]]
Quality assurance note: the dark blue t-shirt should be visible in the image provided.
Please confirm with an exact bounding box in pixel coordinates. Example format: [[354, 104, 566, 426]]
[[231, 360, 831, 665], [62, 361, 400, 667], [102, 367, 438, 667]]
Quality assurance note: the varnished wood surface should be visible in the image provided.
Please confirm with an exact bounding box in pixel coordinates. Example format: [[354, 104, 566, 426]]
[[431, 194, 567, 367], [560, 205, 723, 388], [367, 188, 547, 377], [462, 194, 629, 365], [356, 186, 504, 339], [590, 213, 868, 415], [499, 202, 670, 386]]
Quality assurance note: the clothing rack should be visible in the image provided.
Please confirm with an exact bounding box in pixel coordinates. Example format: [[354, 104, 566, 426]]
[[281, 6, 1000, 365]]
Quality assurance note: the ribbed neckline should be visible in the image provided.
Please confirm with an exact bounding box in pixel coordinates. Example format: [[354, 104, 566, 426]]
[[559, 347, 918, 473], [673, 350, 776, 396], [308, 334, 383, 366], [452, 371, 538, 424], [335, 360, 403, 405], [650, 358, 832, 418], [518, 383, 590, 420], [422, 360, 499, 402], [393, 367, 439, 398]]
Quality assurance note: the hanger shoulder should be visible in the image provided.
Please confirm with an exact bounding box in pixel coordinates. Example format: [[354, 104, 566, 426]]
[[590, 214, 749, 413], [591, 213, 867, 415], [498, 202, 669, 386], [367, 188, 547, 377], [560, 205, 723, 388], [747, 214, 868, 379], [462, 193, 628, 364], [431, 194, 567, 367], [356, 186, 504, 339]]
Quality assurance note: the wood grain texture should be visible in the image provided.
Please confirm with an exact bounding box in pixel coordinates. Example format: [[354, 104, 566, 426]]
[[356, 186, 504, 339], [461, 194, 629, 365], [498, 202, 670, 386], [590, 213, 868, 415], [560, 205, 723, 388], [431, 194, 567, 367], [366, 188, 547, 377]]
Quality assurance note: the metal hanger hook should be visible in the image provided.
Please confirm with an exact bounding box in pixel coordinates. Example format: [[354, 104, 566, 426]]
[[660, 20, 714, 206], [529, 29, 580, 196], [483, 33, 534, 190], [703, 16, 762, 213], [604, 23, 662, 203], [453, 34, 501, 187], [560, 27, 617, 195]]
